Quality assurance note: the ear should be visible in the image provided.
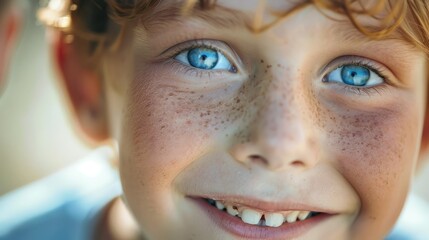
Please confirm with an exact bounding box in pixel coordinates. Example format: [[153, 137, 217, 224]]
[[0, 7, 21, 91], [50, 30, 109, 143]]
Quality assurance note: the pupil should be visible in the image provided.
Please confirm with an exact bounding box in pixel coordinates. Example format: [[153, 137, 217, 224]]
[[188, 48, 219, 70], [341, 65, 370, 86]]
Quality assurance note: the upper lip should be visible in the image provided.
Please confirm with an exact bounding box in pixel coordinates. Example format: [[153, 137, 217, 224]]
[[189, 195, 337, 214]]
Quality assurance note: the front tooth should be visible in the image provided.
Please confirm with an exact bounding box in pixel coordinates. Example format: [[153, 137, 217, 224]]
[[265, 213, 284, 227], [241, 209, 262, 225], [298, 211, 310, 221], [286, 211, 299, 223], [215, 201, 225, 210], [226, 205, 239, 216]]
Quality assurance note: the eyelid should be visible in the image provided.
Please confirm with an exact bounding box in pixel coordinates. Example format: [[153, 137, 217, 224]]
[[321, 56, 403, 88], [159, 39, 244, 73]]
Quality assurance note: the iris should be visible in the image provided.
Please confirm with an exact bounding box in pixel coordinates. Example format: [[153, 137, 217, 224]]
[[341, 65, 370, 86], [187, 48, 219, 70]]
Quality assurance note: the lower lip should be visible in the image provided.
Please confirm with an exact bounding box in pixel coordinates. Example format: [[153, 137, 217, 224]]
[[190, 197, 333, 240]]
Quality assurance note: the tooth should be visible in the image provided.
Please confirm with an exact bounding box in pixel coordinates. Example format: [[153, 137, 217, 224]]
[[226, 205, 239, 216], [298, 211, 310, 221], [215, 201, 225, 210], [286, 211, 299, 223], [265, 213, 284, 227], [241, 209, 262, 225]]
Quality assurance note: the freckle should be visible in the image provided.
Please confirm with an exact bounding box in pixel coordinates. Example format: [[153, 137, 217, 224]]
[[199, 95, 204, 99], [168, 93, 175, 96], [277, 64, 281, 68], [267, 65, 272, 68], [260, 59, 264, 63]]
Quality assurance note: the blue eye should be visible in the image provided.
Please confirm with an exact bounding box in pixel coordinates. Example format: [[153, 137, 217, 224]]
[[325, 64, 384, 87], [175, 47, 235, 72]]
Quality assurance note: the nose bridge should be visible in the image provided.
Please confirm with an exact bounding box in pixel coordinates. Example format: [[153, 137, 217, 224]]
[[256, 80, 308, 154], [264, 79, 303, 130], [230, 74, 318, 171]]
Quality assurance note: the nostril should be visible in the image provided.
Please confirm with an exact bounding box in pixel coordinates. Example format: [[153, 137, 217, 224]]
[[290, 160, 304, 167], [249, 154, 268, 166]]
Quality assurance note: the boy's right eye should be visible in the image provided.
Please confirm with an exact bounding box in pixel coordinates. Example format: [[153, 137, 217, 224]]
[[174, 46, 237, 73]]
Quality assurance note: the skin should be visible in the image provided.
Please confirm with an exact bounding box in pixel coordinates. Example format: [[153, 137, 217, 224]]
[[54, 0, 429, 239]]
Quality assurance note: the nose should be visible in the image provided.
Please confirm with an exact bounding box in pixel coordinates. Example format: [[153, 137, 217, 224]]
[[229, 83, 319, 171]]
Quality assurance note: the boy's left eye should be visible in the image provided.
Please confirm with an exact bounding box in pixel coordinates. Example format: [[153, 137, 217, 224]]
[[175, 47, 235, 72], [324, 64, 384, 87]]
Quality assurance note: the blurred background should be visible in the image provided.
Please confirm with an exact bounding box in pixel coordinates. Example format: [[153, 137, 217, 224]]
[[0, 1, 428, 203], [0, 0, 90, 195]]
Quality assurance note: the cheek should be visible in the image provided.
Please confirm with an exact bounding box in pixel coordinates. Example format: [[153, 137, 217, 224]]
[[118, 68, 256, 233], [119, 69, 250, 192], [320, 104, 421, 233]]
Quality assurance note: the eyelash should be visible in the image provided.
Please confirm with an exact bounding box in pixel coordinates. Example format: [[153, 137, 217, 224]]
[[166, 40, 238, 78], [323, 58, 392, 96], [163, 42, 393, 97]]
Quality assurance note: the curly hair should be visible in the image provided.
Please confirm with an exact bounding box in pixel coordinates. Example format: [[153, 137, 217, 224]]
[[39, 0, 429, 56]]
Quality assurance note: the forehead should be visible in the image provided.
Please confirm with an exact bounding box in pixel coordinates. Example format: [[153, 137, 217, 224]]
[[146, 0, 399, 31], [141, 0, 414, 48]]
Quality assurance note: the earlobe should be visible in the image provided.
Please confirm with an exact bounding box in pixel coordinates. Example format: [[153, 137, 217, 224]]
[[51, 30, 109, 143]]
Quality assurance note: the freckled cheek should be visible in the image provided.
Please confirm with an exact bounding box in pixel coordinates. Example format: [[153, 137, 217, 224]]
[[324, 110, 419, 215], [121, 81, 249, 173]]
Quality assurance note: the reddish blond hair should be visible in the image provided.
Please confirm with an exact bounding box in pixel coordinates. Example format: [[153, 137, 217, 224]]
[[39, 0, 429, 55]]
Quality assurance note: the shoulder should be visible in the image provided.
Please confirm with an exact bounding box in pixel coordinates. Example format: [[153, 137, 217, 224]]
[[387, 193, 429, 240], [0, 147, 121, 240]]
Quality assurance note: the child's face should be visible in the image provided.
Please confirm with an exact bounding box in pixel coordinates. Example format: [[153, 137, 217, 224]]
[[100, 1, 428, 239]]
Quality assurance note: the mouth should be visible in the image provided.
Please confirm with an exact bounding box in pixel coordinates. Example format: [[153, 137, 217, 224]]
[[205, 198, 321, 227], [190, 196, 334, 239]]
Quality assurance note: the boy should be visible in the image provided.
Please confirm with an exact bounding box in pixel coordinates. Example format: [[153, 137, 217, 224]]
[[9, 0, 429, 239]]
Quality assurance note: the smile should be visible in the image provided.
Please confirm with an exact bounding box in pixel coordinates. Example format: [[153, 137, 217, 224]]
[[205, 198, 320, 227], [190, 196, 334, 239]]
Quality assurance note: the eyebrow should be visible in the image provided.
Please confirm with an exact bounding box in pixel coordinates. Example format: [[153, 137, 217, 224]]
[[140, 2, 249, 33], [140, 1, 418, 53]]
